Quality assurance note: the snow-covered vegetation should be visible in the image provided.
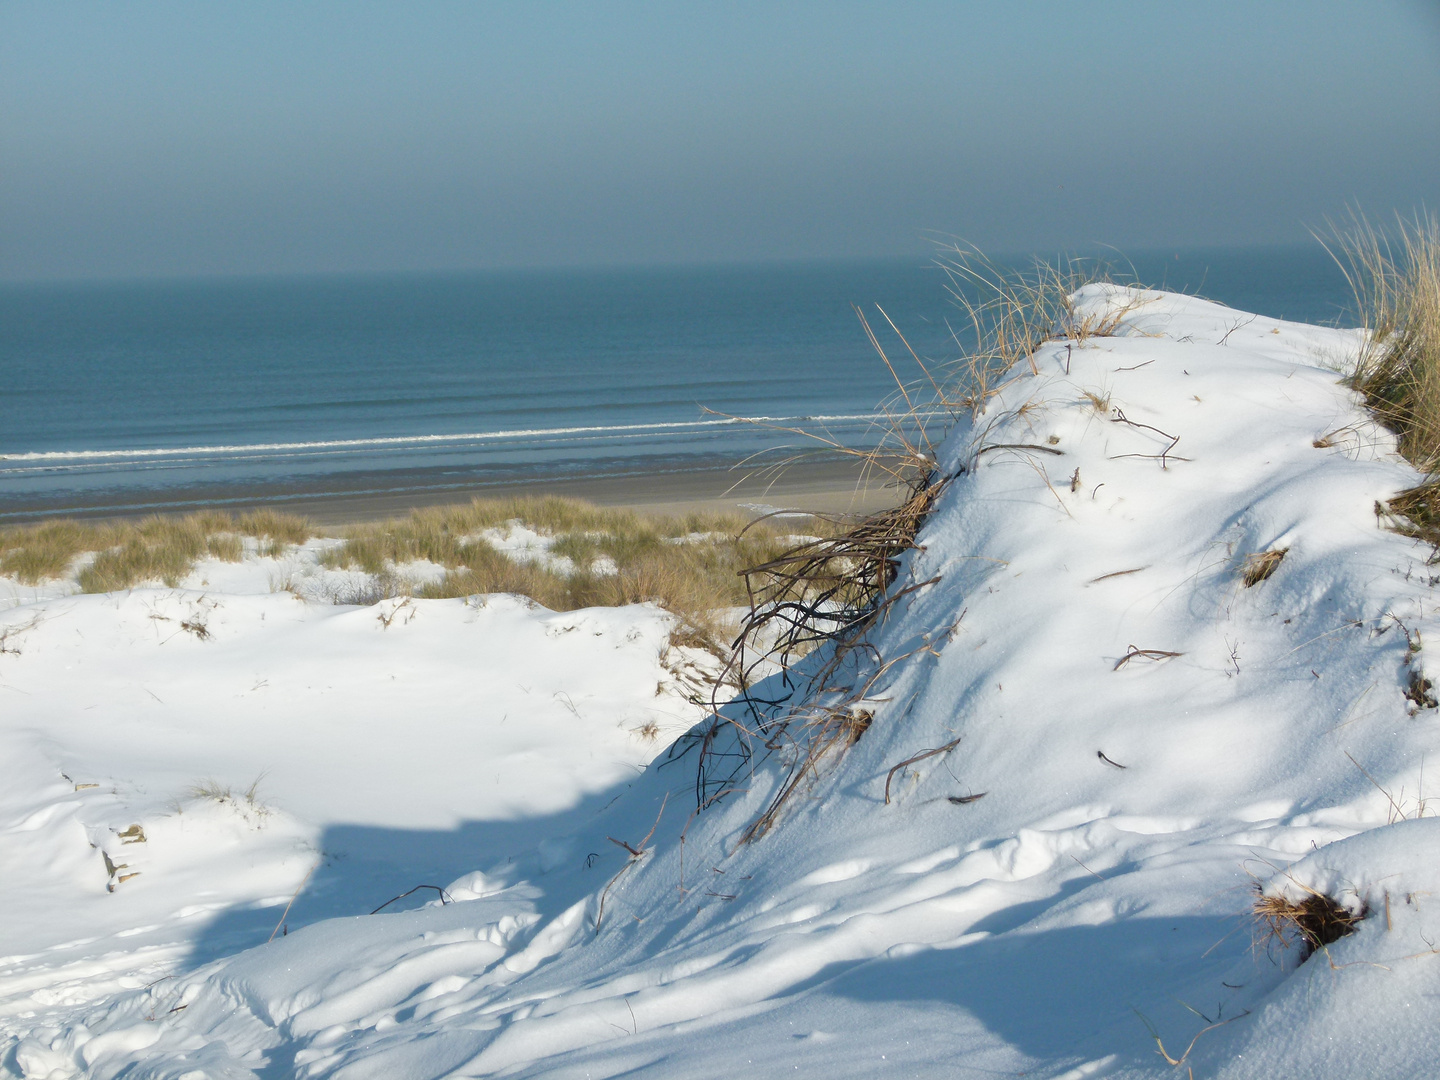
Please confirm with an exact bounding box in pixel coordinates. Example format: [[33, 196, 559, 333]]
[[3, 285, 1440, 1078]]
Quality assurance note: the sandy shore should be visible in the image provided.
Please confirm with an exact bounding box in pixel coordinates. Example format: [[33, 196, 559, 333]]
[[1, 457, 906, 527], [298, 458, 901, 525]]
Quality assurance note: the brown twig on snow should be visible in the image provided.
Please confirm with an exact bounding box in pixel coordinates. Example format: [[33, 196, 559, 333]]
[[268, 861, 319, 942], [1108, 407, 1183, 469], [370, 884, 454, 915], [1088, 567, 1147, 584], [884, 736, 964, 805], [595, 793, 669, 931], [975, 442, 1065, 457], [1135, 1007, 1251, 1069], [1113, 645, 1184, 670]]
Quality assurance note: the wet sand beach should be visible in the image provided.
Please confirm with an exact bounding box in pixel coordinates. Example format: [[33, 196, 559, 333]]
[[1, 456, 903, 527]]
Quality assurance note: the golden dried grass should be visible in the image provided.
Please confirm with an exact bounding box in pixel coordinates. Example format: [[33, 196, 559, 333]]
[[0, 510, 315, 590], [737, 248, 1138, 503], [1240, 547, 1287, 587], [1328, 211, 1440, 470], [78, 517, 210, 592], [1325, 212, 1440, 547], [1254, 887, 1364, 962], [931, 244, 1131, 411], [319, 496, 804, 652], [0, 520, 109, 584]]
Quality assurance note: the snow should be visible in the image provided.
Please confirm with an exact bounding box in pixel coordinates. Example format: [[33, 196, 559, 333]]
[[3, 286, 1439, 1078], [0, 589, 706, 1072]]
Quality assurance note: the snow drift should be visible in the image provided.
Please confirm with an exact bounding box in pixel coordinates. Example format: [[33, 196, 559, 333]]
[[4, 286, 1440, 1079]]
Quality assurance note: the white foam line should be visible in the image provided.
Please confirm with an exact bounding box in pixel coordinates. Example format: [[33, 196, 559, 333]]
[[0, 414, 898, 464]]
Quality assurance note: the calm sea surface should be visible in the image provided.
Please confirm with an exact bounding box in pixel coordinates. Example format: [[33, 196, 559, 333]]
[[0, 247, 1353, 519]]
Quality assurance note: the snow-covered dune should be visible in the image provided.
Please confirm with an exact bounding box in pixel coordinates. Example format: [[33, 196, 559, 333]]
[[5, 287, 1439, 1078]]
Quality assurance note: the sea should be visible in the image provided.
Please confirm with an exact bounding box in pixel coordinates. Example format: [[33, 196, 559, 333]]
[[0, 246, 1354, 521]]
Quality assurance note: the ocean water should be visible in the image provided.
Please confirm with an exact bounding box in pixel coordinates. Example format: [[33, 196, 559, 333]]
[[0, 246, 1353, 519]]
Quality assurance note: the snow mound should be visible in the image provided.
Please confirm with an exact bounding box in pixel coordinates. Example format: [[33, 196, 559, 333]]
[[1213, 818, 1440, 1078], [7, 288, 1440, 1079]]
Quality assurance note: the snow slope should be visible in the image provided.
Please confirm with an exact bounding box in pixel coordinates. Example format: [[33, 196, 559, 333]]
[[0, 591, 708, 1076], [5, 286, 1440, 1078]]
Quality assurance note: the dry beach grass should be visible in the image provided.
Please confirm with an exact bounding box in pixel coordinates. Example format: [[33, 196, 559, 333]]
[[0, 511, 316, 589], [1331, 211, 1440, 470], [1327, 212, 1440, 545], [323, 497, 803, 651], [0, 497, 807, 654]]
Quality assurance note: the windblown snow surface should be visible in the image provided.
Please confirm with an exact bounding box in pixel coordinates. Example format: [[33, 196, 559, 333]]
[[5, 286, 1440, 1078]]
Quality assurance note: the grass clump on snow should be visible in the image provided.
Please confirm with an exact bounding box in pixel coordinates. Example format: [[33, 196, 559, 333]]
[[931, 245, 1141, 408], [0, 511, 315, 590], [1327, 212, 1440, 545], [1331, 212, 1440, 469], [1240, 547, 1288, 588], [756, 246, 1133, 496], [0, 520, 107, 585], [1254, 888, 1363, 963]]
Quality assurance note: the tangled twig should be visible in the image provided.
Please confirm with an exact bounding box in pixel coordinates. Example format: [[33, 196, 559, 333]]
[[1109, 407, 1184, 469], [684, 469, 948, 842]]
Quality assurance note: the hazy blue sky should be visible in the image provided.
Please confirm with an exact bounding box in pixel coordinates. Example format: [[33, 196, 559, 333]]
[[3, 2, 1438, 280]]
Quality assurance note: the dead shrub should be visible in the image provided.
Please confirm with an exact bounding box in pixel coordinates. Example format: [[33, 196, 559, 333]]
[[687, 469, 948, 841]]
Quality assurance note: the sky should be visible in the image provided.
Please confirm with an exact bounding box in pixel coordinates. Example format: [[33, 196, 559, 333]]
[[2, 1, 1438, 281]]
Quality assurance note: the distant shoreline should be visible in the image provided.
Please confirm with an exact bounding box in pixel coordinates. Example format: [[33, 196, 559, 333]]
[[0, 456, 902, 528], [1, 250, 1353, 524]]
